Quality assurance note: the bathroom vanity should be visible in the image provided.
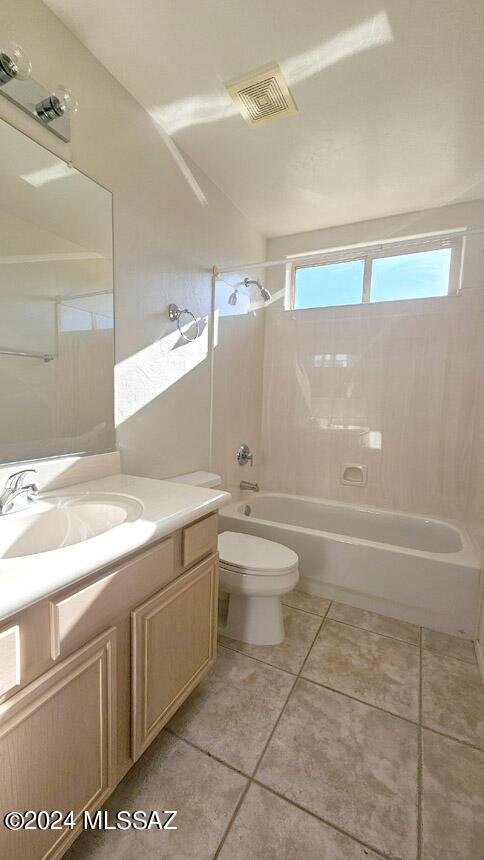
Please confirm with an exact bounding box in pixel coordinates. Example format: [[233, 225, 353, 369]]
[[0, 473, 228, 859]]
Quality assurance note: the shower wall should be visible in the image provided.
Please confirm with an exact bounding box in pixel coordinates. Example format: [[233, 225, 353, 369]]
[[212, 200, 484, 525], [211, 276, 265, 496], [261, 200, 484, 523]]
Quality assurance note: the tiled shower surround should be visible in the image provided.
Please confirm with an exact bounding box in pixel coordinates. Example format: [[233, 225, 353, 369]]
[[213, 284, 484, 526], [259, 285, 484, 523], [65, 592, 484, 859]]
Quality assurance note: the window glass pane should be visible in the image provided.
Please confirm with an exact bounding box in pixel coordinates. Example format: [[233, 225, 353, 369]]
[[370, 248, 451, 303], [295, 259, 364, 309]]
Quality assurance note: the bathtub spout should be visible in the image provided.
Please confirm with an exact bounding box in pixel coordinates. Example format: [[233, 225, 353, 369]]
[[240, 480, 259, 492]]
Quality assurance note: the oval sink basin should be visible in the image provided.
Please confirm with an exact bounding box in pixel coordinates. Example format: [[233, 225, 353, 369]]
[[0, 494, 143, 559]]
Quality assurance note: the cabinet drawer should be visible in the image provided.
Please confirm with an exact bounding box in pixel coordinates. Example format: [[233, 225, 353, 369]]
[[0, 625, 20, 698], [182, 513, 218, 568], [131, 553, 218, 759], [50, 537, 176, 659]]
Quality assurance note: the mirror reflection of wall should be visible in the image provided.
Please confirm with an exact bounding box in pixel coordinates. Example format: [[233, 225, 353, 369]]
[[0, 118, 114, 464]]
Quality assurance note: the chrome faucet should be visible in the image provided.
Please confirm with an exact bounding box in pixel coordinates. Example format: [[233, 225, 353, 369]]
[[237, 444, 254, 466], [240, 480, 259, 492], [0, 469, 39, 516]]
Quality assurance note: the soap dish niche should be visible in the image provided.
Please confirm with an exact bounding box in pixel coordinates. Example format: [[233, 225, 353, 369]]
[[340, 463, 367, 487]]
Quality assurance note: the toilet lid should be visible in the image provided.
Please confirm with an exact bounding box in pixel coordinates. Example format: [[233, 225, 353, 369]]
[[218, 531, 298, 575]]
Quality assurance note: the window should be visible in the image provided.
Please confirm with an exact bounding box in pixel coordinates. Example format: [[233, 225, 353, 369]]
[[289, 235, 462, 310]]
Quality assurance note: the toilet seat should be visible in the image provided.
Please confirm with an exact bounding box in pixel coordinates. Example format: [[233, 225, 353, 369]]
[[218, 531, 298, 576]]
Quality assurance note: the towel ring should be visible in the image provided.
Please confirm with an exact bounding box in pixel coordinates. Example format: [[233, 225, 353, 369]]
[[168, 303, 200, 342]]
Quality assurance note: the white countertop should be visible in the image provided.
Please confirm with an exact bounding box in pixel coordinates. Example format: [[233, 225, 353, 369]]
[[0, 473, 230, 624]]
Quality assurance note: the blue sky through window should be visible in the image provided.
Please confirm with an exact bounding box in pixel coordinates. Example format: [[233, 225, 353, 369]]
[[294, 246, 452, 309], [370, 248, 451, 302], [295, 259, 364, 308]]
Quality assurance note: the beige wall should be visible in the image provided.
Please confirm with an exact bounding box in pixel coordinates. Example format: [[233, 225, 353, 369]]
[[0, 0, 264, 478]]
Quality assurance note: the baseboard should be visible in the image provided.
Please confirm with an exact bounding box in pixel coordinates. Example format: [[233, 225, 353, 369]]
[[476, 638, 484, 687]]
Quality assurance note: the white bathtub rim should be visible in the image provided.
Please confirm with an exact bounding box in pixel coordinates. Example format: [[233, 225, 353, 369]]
[[221, 492, 480, 568]]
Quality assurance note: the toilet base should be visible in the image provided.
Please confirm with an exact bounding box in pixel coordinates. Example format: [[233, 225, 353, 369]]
[[225, 594, 284, 645]]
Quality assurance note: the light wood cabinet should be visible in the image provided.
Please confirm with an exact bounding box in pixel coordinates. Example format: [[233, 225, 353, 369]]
[[0, 512, 219, 859], [0, 628, 116, 860], [131, 553, 218, 759]]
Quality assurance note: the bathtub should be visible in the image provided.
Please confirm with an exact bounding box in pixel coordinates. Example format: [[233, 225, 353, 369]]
[[219, 493, 481, 638]]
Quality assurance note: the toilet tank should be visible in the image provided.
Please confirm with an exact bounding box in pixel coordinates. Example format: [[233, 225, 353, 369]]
[[167, 471, 222, 488]]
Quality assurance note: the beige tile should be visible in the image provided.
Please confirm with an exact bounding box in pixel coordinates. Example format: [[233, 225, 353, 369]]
[[422, 729, 484, 860], [302, 619, 419, 720], [422, 650, 484, 748], [65, 731, 246, 859], [328, 601, 420, 645], [256, 679, 418, 860], [219, 783, 381, 859], [219, 605, 322, 673], [167, 646, 294, 774], [422, 628, 476, 664], [282, 589, 331, 617]]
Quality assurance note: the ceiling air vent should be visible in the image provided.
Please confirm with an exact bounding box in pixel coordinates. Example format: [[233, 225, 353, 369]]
[[225, 64, 298, 126]]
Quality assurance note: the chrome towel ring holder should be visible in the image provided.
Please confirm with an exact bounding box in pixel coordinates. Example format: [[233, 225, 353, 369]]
[[168, 303, 200, 342]]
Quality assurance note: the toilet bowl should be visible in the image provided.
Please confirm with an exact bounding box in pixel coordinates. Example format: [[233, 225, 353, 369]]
[[218, 531, 299, 646], [167, 473, 299, 645]]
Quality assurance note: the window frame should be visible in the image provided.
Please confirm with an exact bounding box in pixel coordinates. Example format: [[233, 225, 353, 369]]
[[287, 235, 464, 311]]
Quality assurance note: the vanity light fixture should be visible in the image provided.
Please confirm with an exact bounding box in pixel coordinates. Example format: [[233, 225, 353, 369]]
[[0, 39, 77, 141], [0, 41, 32, 86], [36, 85, 78, 123]]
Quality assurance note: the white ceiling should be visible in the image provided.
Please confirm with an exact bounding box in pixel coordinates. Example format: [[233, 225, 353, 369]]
[[45, 0, 484, 237]]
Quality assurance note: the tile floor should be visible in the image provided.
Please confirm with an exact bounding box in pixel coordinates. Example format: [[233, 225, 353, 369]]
[[67, 591, 484, 860]]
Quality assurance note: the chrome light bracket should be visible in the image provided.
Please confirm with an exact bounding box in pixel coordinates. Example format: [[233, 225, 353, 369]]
[[0, 75, 71, 141]]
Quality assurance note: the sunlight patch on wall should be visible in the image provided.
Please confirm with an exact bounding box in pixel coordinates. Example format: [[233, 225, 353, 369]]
[[115, 319, 208, 426]]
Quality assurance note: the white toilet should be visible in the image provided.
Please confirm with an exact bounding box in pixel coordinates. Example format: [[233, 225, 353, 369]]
[[218, 531, 299, 645], [168, 471, 300, 645]]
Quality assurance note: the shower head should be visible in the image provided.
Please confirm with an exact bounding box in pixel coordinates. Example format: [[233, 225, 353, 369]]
[[243, 277, 272, 303]]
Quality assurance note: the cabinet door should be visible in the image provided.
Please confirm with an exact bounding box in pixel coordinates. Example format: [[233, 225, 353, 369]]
[[132, 554, 218, 759], [0, 628, 116, 860]]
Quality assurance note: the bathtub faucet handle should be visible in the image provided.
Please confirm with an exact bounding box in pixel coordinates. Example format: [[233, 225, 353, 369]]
[[237, 443, 253, 467]]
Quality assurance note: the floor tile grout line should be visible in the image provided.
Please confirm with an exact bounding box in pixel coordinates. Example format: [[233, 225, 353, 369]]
[[298, 604, 332, 676], [212, 674, 299, 858], [288, 600, 475, 661], [420, 723, 484, 754], [213, 600, 335, 858], [250, 778, 395, 860], [417, 627, 423, 860], [250, 602, 332, 780], [219, 635, 421, 726], [165, 726, 394, 860], [422, 644, 478, 667], [163, 727, 252, 779], [212, 779, 252, 859], [217, 640, 298, 676], [281, 599, 330, 619], [299, 674, 420, 726], [168, 598, 483, 860], [219, 633, 484, 749], [325, 615, 421, 647]]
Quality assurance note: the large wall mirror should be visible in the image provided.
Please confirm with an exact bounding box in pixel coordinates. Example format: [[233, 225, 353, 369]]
[[0, 118, 114, 464]]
